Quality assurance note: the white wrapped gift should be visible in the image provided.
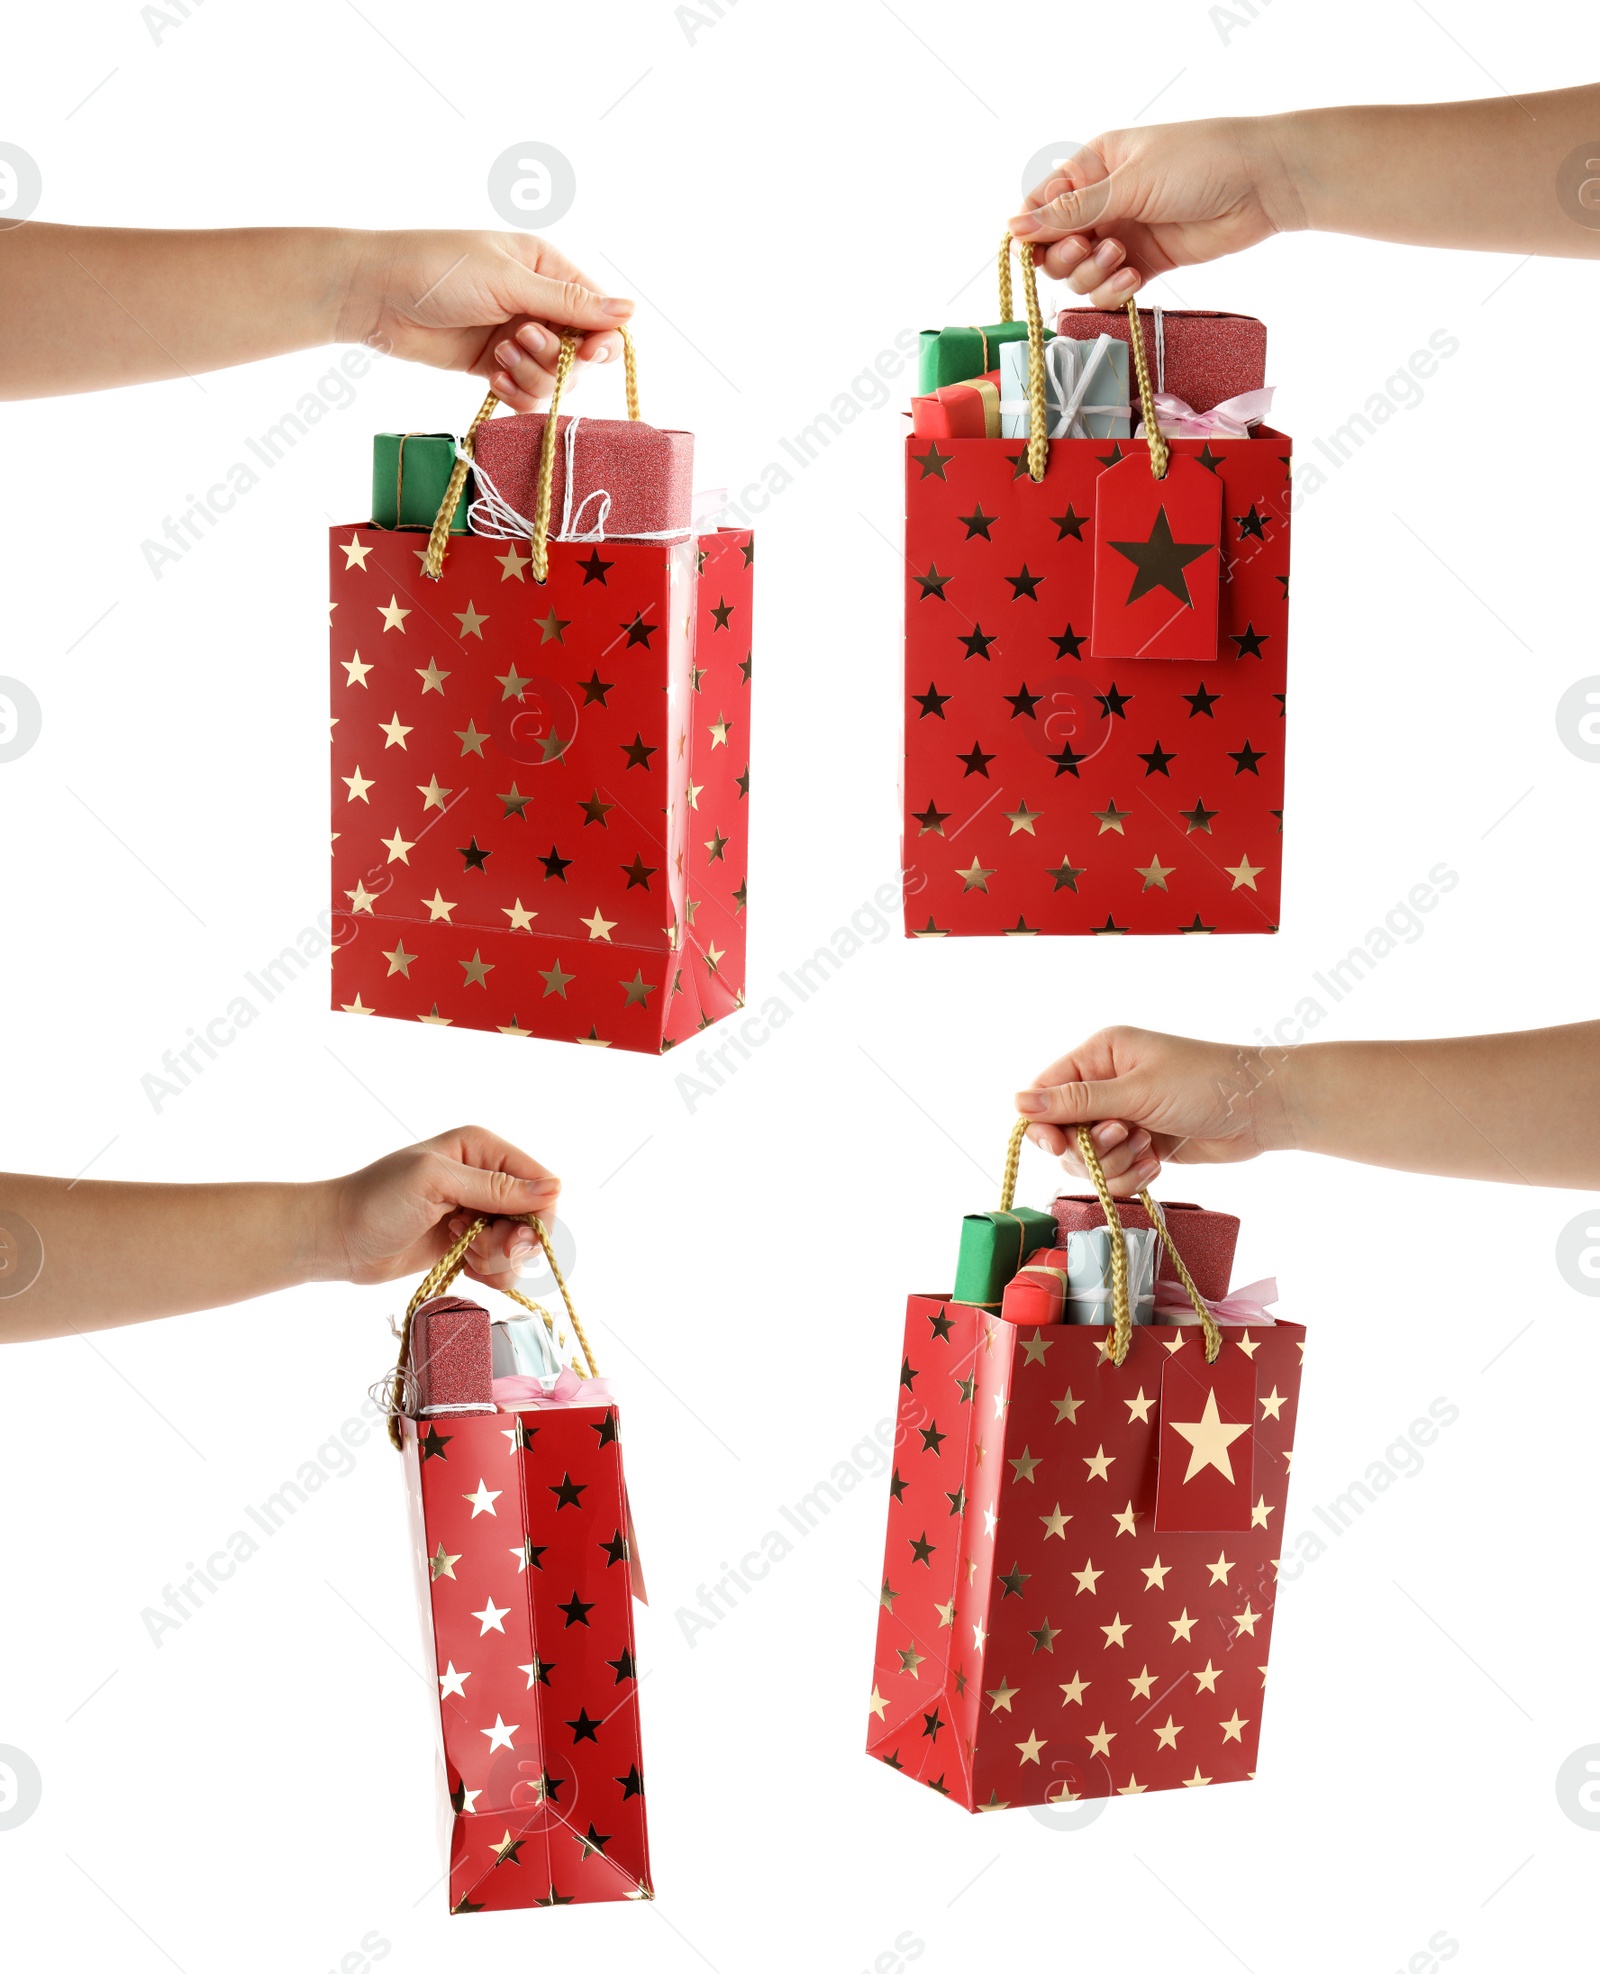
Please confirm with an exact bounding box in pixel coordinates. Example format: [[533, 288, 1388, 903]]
[[999, 333, 1132, 442]]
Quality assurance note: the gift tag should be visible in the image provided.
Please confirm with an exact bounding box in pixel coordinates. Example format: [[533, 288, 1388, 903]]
[[1090, 452, 1222, 661], [1153, 1343, 1256, 1532]]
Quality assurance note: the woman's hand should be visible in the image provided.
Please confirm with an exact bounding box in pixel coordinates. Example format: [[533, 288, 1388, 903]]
[[314, 1125, 562, 1289], [1015, 1026, 1289, 1195], [1006, 116, 1302, 306], [341, 229, 635, 411]]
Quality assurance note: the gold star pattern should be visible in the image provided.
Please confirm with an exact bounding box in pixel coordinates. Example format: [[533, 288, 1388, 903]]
[[383, 943, 415, 977], [1053, 1389, 1082, 1425], [1100, 1614, 1130, 1648], [496, 545, 529, 581], [1015, 1731, 1046, 1765], [985, 1678, 1019, 1713], [1072, 1559, 1103, 1595], [423, 889, 456, 922], [379, 712, 413, 749], [583, 908, 617, 942], [454, 720, 488, 758], [341, 535, 372, 570], [1059, 1672, 1089, 1706], [1124, 1387, 1155, 1423], [417, 775, 451, 812], [1009, 1447, 1040, 1484], [1260, 1386, 1286, 1420], [1226, 855, 1264, 891], [958, 857, 995, 893], [1085, 1722, 1115, 1758], [1111, 1501, 1138, 1537], [1135, 854, 1174, 891], [377, 594, 410, 632], [454, 601, 489, 639], [460, 950, 494, 987], [1005, 802, 1043, 835], [1092, 800, 1130, 834], [1154, 1715, 1183, 1750], [1040, 1504, 1071, 1540], [1193, 1661, 1221, 1693], [1142, 1555, 1171, 1591], [1128, 1665, 1157, 1700], [502, 898, 537, 931], [342, 651, 372, 687], [1084, 1444, 1114, 1482], [342, 767, 374, 803], [416, 659, 449, 694], [380, 828, 414, 864], [1169, 1389, 1251, 1483], [430, 1542, 460, 1581]]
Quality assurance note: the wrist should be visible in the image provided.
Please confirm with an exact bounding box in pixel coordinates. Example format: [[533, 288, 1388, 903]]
[[1253, 109, 1317, 236], [329, 228, 389, 349], [297, 1177, 354, 1284]]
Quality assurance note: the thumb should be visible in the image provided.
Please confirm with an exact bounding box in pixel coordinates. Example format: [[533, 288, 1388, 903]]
[[497, 270, 633, 336], [1011, 152, 1138, 242], [437, 1160, 560, 1223], [1014, 1075, 1144, 1131]]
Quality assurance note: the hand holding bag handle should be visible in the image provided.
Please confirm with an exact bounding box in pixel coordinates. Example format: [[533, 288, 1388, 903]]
[[387, 1212, 599, 1450], [1000, 1116, 1220, 1365], [420, 325, 641, 584], [995, 233, 1168, 486]]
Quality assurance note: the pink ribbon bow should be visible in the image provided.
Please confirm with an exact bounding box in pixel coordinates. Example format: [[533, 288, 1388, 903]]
[[493, 1370, 619, 1408], [1138, 386, 1276, 441], [1153, 1276, 1279, 1325]]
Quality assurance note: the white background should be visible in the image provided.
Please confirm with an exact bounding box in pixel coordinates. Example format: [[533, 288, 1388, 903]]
[[2, 1, 1598, 1968]]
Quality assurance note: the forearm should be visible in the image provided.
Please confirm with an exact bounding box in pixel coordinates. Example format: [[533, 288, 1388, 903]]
[[1270, 88, 1600, 258], [1270, 1023, 1600, 1186], [0, 1174, 338, 1342], [0, 224, 364, 398]]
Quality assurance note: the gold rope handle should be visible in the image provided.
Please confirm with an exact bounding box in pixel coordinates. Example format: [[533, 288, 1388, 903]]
[[421, 325, 641, 583], [1074, 1125, 1220, 1363], [386, 1212, 599, 1450], [997, 232, 1049, 485], [1123, 299, 1169, 481], [999, 1114, 1029, 1212]]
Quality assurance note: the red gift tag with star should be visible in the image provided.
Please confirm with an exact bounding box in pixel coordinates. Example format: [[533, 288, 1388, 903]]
[[1154, 1341, 1256, 1532], [1090, 452, 1222, 661]]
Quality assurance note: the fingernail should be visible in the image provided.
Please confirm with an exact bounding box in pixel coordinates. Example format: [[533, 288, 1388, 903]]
[[1135, 1158, 1160, 1181], [1108, 269, 1139, 294], [592, 343, 612, 361], [516, 323, 548, 353], [508, 1231, 535, 1258], [1015, 1090, 1047, 1115], [1093, 240, 1120, 268], [1009, 213, 1041, 235], [602, 298, 634, 317], [494, 340, 522, 369], [1092, 1122, 1127, 1150]]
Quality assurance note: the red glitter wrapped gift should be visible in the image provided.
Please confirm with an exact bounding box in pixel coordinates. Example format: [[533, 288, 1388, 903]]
[[330, 353, 752, 1051], [470, 413, 694, 544], [392, 1222, 652, 1911], [902, 250, 1289, 936], [1055, 305, 1266, 415], [414, 1296, 494, 1415], [1051, 1196, 1240, 1302], [867, 1127, 1302, 1809]]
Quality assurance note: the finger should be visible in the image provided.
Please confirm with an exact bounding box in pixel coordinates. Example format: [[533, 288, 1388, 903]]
[[1088, 1125, 1155, 1185], [1009, 148, 1120, 244], [490, 338, 557, 411], [466, 1219, 535, 1281], [1067, 235, 1126, 295], [575, 327, 625, 365], [1037, 232, 1097, 282], [1058, 1135, 1162, 1199], [1083, 264, 1144, 308], [1014, 1074, 1143, 1130], [497, 268, 633, 336]]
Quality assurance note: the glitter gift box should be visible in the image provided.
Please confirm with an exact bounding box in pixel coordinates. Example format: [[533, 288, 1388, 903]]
[[1051, 1195, 1240, 1303], [470, 414, 695, 544], [1055, 305, 1266, 415]]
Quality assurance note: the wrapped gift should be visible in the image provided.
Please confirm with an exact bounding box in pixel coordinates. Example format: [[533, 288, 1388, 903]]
[[470, 413, 694, 545], [867, 1125, 1303, 1809], [952, 1206, 1058, 1307], [372, 432, 471, 533], [911, 369, 1001, 439], [1000, 1253, 1067, 1324], [1062, 1225, 1157, 1326], [330, 338, 751, 1052], [391, 1218, 652, 1911], [998, 334, 1130, 441], [902, 245, 1290, 936], [1055, 304, 1265, 414], [1052, 1195, 1239, 1302], [415, 1296, 495, 1415], [917, 320, 1051, 393]]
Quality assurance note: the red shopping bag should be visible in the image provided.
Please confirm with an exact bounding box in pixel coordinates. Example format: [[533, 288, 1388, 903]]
[[330, 333, 752, 1050], [867, 1124, 1304, 1808], [388, 1216, 652, 1910], [902, 243, 1290, 935]]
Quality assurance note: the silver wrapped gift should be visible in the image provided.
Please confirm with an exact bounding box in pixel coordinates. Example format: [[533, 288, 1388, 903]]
[[1061, 1225, 1158, 1327], [490, 1308, 563, 1386], [998, 333, 1132, 441]]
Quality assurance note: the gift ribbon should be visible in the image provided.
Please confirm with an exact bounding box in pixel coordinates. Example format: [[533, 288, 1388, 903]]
[[997, 233, 1168, 483], [1137, 386, 1276, 441], [493, 1369, 620, 1408], [465, 415, 694, 548], [1152, 1275, 1278, 1324], [998, 1117, 1221, 1364], [386, 1214, 597, 1451], [421, 323, 641, 582], [999, 334, 1132, 440]]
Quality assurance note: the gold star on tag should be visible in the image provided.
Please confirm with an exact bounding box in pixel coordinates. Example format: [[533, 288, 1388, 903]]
[[1169, 1389, 1251, 1483]]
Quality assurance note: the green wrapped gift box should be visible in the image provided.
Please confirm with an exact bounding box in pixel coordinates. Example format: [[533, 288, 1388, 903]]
[[952, 1207, 1058, 1308], [371, 432, 470, 533], [917, 321, 1054, 395]]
